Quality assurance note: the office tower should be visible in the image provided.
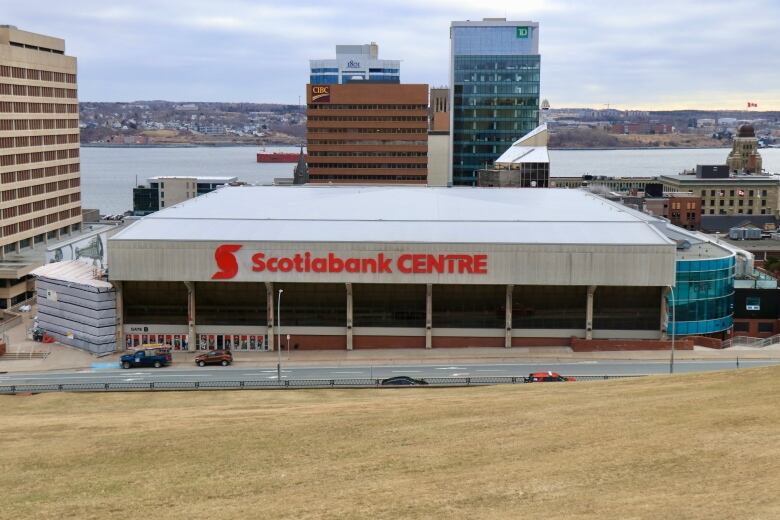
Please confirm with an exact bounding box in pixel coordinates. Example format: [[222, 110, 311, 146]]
[[450, 19, 540, 185], [0, 26, 81, 307], [310, 42, 400, 84], [306, 83, 428, 183]]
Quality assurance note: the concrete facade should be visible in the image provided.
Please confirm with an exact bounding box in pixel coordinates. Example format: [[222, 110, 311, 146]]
[[0, 26, 82, 307], [107, 186, 681, 352]]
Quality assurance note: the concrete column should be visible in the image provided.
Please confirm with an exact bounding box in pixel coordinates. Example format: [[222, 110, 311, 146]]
[[425, 283, 432, 349], [505, 284, 513, 348], [114, 281, 124, 351], [265, 281, 275, 352], [660, 286, 670, 340], [346, 282, 353, 351], [586, 285, 596, 340], [184, 281, 196, 350]]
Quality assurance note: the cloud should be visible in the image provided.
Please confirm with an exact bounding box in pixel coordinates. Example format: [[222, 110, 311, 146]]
[[3, 0, 779, 108]]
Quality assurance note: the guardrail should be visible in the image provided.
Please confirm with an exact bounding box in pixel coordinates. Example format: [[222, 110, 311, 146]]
[[0, 374, 643, 394], [721, 334, 780, 349]]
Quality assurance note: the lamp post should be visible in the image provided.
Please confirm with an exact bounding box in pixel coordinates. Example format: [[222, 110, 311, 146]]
[[277, 289, 283, 383], [668, 285, 676, 374]]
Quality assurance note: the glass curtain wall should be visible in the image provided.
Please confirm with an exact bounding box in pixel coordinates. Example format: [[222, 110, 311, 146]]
[[353, 284, 426, 327], [593, 286, 661, 330], [276, 283, 346, 327], [513, 286, 586, 329], [432, 285, 505, 328], [669, 256, 735, 335], [124, 281, 187, 324], [195, 282, 266, 325], [452, 53, 540, 185]]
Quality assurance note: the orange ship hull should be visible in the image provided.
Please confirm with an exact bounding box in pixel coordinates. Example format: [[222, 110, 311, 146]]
[[257, 153, 306, 163]]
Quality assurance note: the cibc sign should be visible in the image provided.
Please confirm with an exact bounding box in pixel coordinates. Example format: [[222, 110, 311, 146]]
[[311, 85, 330, 103], [212, 245, 488, 280]]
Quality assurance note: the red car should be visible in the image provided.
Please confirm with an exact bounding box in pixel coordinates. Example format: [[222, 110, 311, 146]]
[[527, 371, 576, 382], [194, 349, 233, 367]]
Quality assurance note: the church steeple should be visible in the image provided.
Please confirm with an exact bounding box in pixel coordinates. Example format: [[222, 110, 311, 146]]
[[293, 146, 308, 185]]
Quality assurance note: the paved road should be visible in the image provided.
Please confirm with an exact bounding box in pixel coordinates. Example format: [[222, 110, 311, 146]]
[[1, 359, 778, 386]]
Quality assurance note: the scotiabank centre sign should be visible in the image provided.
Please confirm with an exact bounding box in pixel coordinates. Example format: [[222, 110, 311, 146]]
[[212, 244, 487, 280]]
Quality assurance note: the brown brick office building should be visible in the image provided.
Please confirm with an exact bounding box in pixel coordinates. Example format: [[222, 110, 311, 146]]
[[306, 83, 428, 183]]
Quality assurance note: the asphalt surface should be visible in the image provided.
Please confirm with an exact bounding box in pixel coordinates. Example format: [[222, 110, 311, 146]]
[[1, 359, 779, 385]]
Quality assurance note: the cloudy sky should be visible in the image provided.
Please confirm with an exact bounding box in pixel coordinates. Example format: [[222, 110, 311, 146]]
[[6, 0, 779, 109]]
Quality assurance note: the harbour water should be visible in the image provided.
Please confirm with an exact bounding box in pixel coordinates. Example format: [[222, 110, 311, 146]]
[[80, 145, 780, 215]]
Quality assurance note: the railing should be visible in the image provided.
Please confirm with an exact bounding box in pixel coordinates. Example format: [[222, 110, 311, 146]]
[[721, 334, 780, 349], [0, 375, 643, 394]]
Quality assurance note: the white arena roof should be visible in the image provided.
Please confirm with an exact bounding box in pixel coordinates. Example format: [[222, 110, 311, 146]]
[[110, 186, 676, 246]]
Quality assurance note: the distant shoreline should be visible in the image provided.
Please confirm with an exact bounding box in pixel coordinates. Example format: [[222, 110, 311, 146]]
[[82, 143, 741, 151], [81, 143, 295, 149], [549, 146, 732, 151]]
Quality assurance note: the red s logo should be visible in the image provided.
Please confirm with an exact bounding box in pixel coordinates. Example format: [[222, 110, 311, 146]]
[[212, 244, 242, 280]]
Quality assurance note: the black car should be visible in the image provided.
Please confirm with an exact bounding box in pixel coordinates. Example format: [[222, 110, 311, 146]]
[[380, 376, 428, 386]]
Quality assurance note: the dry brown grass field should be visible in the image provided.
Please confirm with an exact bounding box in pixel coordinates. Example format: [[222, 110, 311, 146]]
[[1, 367, 779, 520]]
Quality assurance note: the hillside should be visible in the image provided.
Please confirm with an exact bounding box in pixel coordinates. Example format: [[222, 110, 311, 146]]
[[2, 367, 779, 519]]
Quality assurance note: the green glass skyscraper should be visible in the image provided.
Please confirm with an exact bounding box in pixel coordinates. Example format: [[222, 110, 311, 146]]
[[450, 19, 540, 185]]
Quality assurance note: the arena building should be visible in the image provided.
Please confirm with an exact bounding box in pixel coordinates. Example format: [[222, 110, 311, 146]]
[[106, 185, 742, 352]]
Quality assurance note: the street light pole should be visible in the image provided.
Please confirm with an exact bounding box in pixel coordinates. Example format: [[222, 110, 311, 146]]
[[277, 289, 283, 383], [668, 285, 676, 374]]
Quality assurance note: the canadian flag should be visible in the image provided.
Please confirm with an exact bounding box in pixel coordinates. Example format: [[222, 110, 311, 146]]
[[747, 102, 758, 108], [738, 190, 745, 196]]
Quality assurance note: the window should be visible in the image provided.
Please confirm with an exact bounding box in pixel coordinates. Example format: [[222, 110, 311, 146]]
[[746, 297, 761, 311], [734, 322, 749, 332], [758, 322, 774, 333]]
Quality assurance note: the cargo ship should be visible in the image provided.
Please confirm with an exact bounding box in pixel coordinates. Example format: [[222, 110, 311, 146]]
[[257, 152, 306, 163]]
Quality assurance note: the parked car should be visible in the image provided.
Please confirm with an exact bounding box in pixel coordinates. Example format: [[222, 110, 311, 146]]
[[526, 371, 576, 383], [380, 375, 428, 386], [194, 349, 233, 367], [120, 348, 172, 369]]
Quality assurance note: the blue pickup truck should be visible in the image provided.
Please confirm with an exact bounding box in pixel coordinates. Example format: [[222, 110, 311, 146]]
[[120, 348, 173, 369]]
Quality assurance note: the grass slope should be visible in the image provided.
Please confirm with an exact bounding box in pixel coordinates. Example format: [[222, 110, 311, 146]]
[[1, 368, 780, 519]]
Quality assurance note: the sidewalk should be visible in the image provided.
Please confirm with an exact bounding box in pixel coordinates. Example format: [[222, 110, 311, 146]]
[[2, 340, 780, 373], [3, 305, 779, 373]]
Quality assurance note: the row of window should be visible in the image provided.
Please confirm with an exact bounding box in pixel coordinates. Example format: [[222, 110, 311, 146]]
[[1, 178, 80, 202], [0, 133, 79, 149], [1, 192, 80, 218], [307, 115, 427, 122], [308, 104, 427, 110], [705, 198, 767, 207], [0, 118, 79, 131], [0, 66, 76, 84], [0, 101, 79, 113], [310, 175, 425, 181], [1, 207, 81, 238], [1, 224, 80, 256], [308, 127, 426, 134], [455, 72, 540, 83], [0, 83, 77, 98], [310, 163, 426, 169], [308, 140, 427, 146], [703, 209, 769, 215], [0, 148, 79, 167], [308, 151, 427, 158], [1, 163, 80, 184], [696, 189, 769, 198]]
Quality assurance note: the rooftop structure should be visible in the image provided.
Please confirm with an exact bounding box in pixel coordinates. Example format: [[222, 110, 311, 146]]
[[310, 42, 400, 85], [477, 124, 549, 187]]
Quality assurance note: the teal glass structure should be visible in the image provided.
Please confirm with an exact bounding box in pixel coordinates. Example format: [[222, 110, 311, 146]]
[[669, 255, 735, 335], [450, 21, 540, 185]]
